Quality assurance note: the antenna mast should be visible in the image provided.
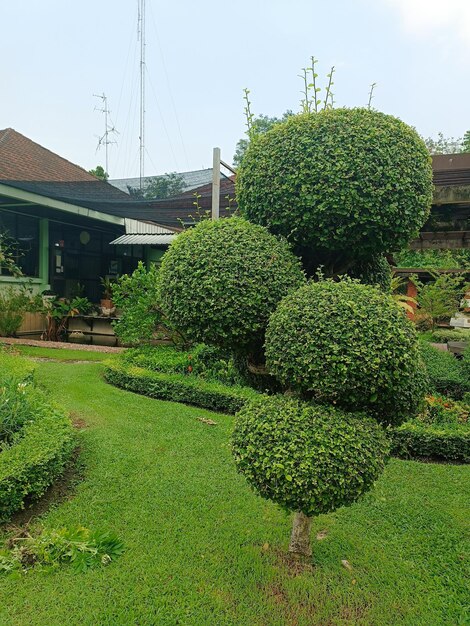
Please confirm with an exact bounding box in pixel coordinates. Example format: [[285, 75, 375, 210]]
[[138, 0, 146, 189], [93, 93, 118, 176]]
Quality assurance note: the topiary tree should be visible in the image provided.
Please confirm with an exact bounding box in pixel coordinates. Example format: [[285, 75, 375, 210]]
[[265, 278, 428, 426], [236, 108, 433, 274], [159, 217, 305, 357], [232, 395, 389, 557]]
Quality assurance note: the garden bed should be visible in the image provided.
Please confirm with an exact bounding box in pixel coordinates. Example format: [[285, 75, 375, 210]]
[[0, 351, 75, 521]]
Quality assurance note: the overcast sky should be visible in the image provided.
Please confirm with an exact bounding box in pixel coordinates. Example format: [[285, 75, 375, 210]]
[[2, 0, 469, 179]]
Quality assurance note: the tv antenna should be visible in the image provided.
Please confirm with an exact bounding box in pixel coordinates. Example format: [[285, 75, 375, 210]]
[[137, 0, 146, 189], [93, 92, 119, 176]]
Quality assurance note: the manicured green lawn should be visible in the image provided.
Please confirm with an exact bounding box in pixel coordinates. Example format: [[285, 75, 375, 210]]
[[0, 356, 468, 625]]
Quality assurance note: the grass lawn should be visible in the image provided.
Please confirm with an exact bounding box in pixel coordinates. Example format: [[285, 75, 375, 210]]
[[0, 355, 468, 625]]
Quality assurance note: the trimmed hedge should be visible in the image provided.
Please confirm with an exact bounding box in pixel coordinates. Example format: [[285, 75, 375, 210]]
[[104, 360, 260, 414], [0, 402, 75, 521], [390, 421, 470, 463], [419, 342, 468, 399]]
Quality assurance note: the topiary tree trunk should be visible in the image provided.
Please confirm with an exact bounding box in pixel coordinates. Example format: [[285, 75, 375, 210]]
[[288, 511, 312, 557]]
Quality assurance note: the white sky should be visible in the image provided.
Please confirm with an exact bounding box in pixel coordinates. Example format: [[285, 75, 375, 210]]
[[1, 0, 469, 178]]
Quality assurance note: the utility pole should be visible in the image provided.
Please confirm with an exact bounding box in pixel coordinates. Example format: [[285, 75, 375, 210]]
[[138, 0, 146, 190], [93, 93, 118, 176], [212, 147, 221, 220]]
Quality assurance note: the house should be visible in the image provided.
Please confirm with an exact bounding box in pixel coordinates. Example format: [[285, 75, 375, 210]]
[[0, 128, 177, 302]]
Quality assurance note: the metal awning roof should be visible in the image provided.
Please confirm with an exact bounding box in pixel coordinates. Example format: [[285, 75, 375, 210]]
[[110, 233, 176, 245]]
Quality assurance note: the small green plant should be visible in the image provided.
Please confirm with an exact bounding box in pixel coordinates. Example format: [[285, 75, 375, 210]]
[[419, 341, 468, 399], [41, 296, 92, 342], [417, 273, 468, 329], [1, 526, 124, 575], [100, 276, 115, 300], [420, 395, 468, 426], [0, 284, 39, 337]]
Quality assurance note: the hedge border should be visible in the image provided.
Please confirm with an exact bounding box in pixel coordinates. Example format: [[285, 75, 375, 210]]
[[0, 406, 75, 522], [390, 421, 470, 463], [104, 360, 260, 414]]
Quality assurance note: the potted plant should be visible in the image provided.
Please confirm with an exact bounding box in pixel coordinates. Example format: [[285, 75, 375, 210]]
[[100, 276, 115, 316]]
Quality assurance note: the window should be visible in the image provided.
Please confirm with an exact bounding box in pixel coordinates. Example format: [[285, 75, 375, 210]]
[[0, 212, 40, 277]]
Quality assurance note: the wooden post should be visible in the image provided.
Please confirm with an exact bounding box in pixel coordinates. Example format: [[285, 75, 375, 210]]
[[406, 279, 418, 320], [212, 147, 221, 221]]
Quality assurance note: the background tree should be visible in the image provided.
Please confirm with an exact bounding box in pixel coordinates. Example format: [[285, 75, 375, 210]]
[[127, 172, 185, 200], [233, 112, 293, 167], [88, 165, 108, 181]]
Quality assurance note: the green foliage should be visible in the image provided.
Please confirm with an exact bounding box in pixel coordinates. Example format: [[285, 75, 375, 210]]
[[122, 344, 247, 387], [417, 273, 467, 329], [266, 279, 427, 425], [122, 344, 191, 375], [390, 420, 470, 463], [0, 381, 36, 445], [423, 132, 462, 155], [421, 394, 468, 426], [237, 108, 432, 270], [88, 165, 108, 181], [430, 328, 470, 343], [104, 359, 259, 414], [232, 395, 389, 517], [419, 341, 468, 399], [460, 343, 470, 382], [159, 217, 305, 354], [1, 526, 124, 575], [0, 402, 74, 521], [233, 111, 293, 167], [0, 285, 38, 337], [348, 255, 392, 292], [127, 172, 185, 200], [40, 295, 93, 342], [0, 349, 36, 384], [394, 248, 470, 270], [112, 262, 163, 344]]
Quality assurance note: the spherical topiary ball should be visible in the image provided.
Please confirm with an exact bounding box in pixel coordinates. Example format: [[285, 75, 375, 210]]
[[348, 255, 391, 293], [265, 279, 428, 425], [236, 108, 433, 258], [232, 395, 389, 517], [159, 217, 305, 353]]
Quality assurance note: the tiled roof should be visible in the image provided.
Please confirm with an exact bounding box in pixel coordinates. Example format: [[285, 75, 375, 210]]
[[0, 128, 97, 182]]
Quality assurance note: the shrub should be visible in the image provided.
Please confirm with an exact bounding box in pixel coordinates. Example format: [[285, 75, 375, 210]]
[[0, 286, 36, 337], [390, 420, 470, 463], [419, 342, 467, 399], [265, 279, 427, 425], [159, 217, 305, 354], [417, 273, 467, 329], [460, 344, 470, 383], [236, 109, 432, 268], [430, 328, 470, 344], [348, 255, 391, 293], [421, 395, 468, 426], [112, 262, 183, 345], [104, 360, 260, 414], [232, 395, 389, 554], [0, 404, 75, 521], [121, 345, 190, 375]]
